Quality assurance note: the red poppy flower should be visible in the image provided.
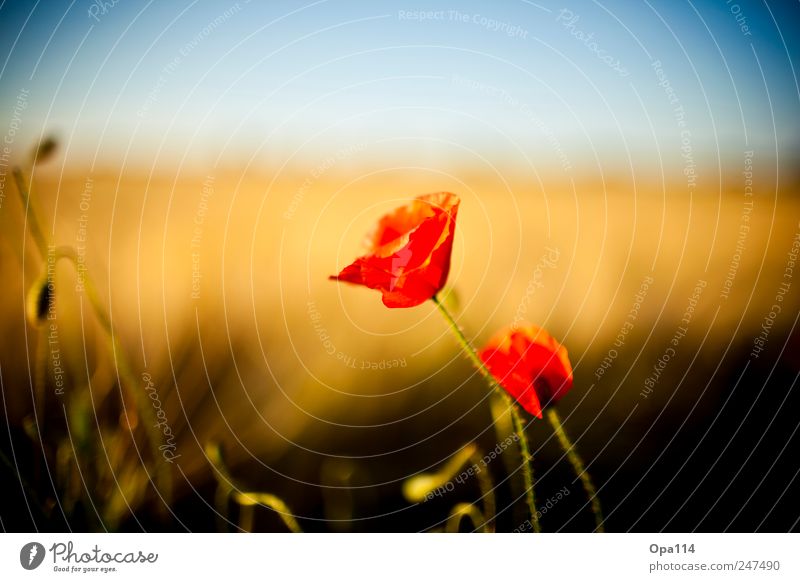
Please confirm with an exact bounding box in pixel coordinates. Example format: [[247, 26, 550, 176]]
[[330, 192, 460, 308], [479, 324, 573, 418]]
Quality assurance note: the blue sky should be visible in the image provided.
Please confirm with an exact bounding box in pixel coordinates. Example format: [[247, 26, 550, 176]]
[[1, 0, 798, 173]]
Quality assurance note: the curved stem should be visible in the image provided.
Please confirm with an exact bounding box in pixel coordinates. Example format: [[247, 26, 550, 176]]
[[234, 492, 302, 533], [14, 168, 171, 511], [432, 295, 539, 531], [402, 443, 477, 503], [546, 407, 604, 532], [445, 503, 485, 533], [207, 442, 301, 533], [53, 247, 172, 508]]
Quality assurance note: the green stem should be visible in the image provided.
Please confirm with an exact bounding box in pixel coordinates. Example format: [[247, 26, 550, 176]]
[[13, 167, 48, 256], [467, 447, 496, 532], [546, 407, 604, 532], [234, 492, 302, 533], [54, 248, 172, 510], [432, 295, 539, 532], [509, 405, 540, 533], [14, 167, 171, 512]]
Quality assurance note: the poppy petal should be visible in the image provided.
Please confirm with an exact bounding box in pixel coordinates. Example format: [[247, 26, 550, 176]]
[[331, 192, 460, 308], [479, 324, 573, 417]]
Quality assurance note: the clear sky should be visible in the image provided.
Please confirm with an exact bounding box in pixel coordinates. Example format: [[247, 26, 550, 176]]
[[1, 0, 798, 175]]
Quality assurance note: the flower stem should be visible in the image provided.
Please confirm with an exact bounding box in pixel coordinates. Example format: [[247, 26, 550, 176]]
[[14, 167, 172, 512], [12, 167, 48, 256], [432, 295, 539, 532], [546, 407, 604, 532], [67, 248, 173, 509], [509, 404, 540, 533]]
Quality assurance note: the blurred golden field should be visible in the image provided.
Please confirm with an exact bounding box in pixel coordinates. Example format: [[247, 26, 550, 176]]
[[1, 153, 798, 531]]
